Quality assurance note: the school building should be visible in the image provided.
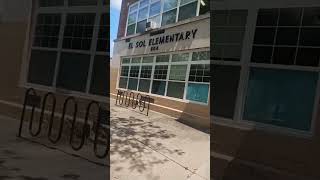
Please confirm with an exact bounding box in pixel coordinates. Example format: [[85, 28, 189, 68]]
[[211, 0, 320, 179], [111, 0, 211, 130], [0, 0, 109, 125]]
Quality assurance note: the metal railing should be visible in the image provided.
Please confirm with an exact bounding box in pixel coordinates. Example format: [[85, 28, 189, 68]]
[[115, 90, 153, 116], [18, 88, 109, 159]]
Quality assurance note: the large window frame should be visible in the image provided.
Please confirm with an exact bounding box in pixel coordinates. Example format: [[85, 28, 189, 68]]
[[212, 8, 320, 137], [118, 49, 210, 105], [22, 0, 109, 100], [125, 0, 209, 36]]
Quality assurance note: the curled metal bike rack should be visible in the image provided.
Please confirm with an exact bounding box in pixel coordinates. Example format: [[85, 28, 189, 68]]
[[18, 88, 109, 159], [115, 90, 152, 116]]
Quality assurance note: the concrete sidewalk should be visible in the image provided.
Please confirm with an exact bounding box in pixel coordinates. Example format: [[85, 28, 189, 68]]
[[0, 115, 108, 180], [110, 100, 210, 180], [0, 99, 209, 180]]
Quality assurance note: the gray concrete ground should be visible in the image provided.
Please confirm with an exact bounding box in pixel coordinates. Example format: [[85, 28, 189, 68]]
[[0, 115, 108, 180], [110, 99, 210, 180], [0, 99, 209, 180]]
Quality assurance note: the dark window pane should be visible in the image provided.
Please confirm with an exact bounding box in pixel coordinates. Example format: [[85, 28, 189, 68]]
[[213, 27, 245, 44], [140, 66, 152, 78], [302, 7, 320, 26], [273, 47, 295, 65], [296, 48, 320, 67], [119, 77, 128, 89], [300, 28, 320, 46], [244, 68, 318, 131], [199, 0, 209, 15], [127, 24, 136, 36], [212, 10, 228, 26], [256, 9, 279, 26], [27, 50, 57, 86], [212, 45, 223, 60], [253, 28, 276, 45], [223, 45, 242, 61], [34, 14, 61, 48], [138, 79, 151, 93], [90, 55, 109, 96], [39, 0, 64, 7], [57, 53, 90, 92], [278, 8, 302, 26], [211, 65, 241, 118], [167, 82, 185, 99], [229, 10, 248, 26], [162, 9, 177, 26], [120, 66, 129, 76], [154, 65, 168, 79], [96, 39, 108, 51], [130, 66, 140, 77], [136, 20, 147, 34], [68, 0, 97, 6], [152, 80, 166, 95], [63, 13, 95, 50], [178, 1, 197, 21], [128, 78, 138, 90], [275, 28, 299, 45], [251, 46, 272, 63], [189, 64, 210, 82]]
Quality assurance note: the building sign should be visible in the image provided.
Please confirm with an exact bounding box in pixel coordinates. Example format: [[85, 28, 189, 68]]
[[128, 29, 198, 51]]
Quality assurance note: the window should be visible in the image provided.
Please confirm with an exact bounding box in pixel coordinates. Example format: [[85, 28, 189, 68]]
[[33, 14, 61, 48], [156, 55, 170, 62], [244, 68, 317, 131], [119, 50, 210, 103], [56, 53, 90, 92], [90, 55, 109, 96], [39, 0, 64, 7], [211, 10, 248, 117], [189, 64, 210, 82], [27, 1, 109, 97], [212, 10, 248, 62], [96, 13, 110, 52], [199, 0, 209, 15], [68, 0, 98, 6], [162, 9, 177, 26], [130, 66, 140, 77], [140, 66, 152, 78], [63, 13, 95, 50], [27, 50, 57, 86], [212, 7, 320, 133], [169, 65, 187, 81], [154, 65, 168, 79], [252, 7, 320, 67], [187, 83, 209, 103], [126, 0, 208, 36], [178, 0, 198, 22], [149, 1, 161, 16]]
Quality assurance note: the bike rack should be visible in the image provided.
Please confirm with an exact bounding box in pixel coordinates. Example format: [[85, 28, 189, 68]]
[[115, 90, 153, 116], [18, 88, 109, 159]]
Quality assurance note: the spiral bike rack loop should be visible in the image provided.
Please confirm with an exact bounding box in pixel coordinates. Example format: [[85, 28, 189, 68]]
[[94, 105, 109, 158], [70, 100, 96, 151], [29, 92, 56, 137], [18, 88, 37, 137]]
